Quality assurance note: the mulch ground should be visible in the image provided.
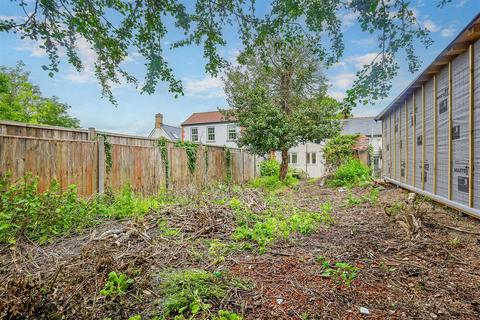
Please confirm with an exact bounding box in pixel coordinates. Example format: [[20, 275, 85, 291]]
[[1, 182, 480, 319]]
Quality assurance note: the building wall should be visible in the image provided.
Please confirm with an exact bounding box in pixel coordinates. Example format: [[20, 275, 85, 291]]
[[182, 123, 240, 148], [149, 128, 171, 140], [380, 38, 480, 215]]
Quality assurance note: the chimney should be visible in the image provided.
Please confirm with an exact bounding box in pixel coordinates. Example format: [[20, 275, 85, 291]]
[[155, 113, 163, 128]]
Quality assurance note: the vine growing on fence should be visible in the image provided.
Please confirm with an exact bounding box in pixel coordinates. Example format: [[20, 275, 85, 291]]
[[224, 147, 232, 183], [157, 137, 170, 188], [204, 145, 209, 172], [100, 134, 112, 173], [174, 141, 198, 175]]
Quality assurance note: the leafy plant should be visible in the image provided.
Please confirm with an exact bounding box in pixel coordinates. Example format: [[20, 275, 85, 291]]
[[260, 160, 280, 177], [249, 174, 298, 192], [225, 147, 232, 183], [159, 269, 250, 318], [233, 200, 332, 253], [385, 201, 405, 216], [326, 159, 372, 188], [175, 141, 198, 175], [320, 261, 359, 287], [323, 134, 359, 172], [100, 271, 134, 297], [0, 173, 173, 244], [157, 137, 170, 188], [100, 134, 113, 173], [212, 310, 243, 320]]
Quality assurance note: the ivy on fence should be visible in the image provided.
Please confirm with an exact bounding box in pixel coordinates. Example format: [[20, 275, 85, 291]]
[[157, 137, 170, 188], [175, 141, 198, 175]]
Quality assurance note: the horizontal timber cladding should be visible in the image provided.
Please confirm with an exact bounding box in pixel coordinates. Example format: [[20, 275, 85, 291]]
[[377, 30, 480, 217], [475, 40, 480, 210]]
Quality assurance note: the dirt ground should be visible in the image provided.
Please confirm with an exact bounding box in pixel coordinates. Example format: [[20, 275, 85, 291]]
[[1, 182, 480, 319]]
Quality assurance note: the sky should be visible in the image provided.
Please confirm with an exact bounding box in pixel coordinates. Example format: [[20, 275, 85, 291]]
[[0, 0, 479, 136]]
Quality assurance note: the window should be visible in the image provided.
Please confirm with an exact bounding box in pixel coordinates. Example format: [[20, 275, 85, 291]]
[[288, 152, 297, 164], [306, 152, 316, 164], [191, 127, 198, 142], [227, 125, 237, 141], [207, 127, 215, 141]]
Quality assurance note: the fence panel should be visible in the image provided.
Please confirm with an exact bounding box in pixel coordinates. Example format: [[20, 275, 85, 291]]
[[0, 135, 97, 196]]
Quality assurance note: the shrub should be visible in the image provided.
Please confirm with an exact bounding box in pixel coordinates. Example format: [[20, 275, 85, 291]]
[[326, 158, 371, 188], [259, 159, 280, 177], [0, 173, 99, 244], [159, 269, 250, 318], [323, 134, 359, 171]]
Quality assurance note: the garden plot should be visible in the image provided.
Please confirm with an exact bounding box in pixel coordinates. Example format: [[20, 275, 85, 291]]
[[1, 182, 480, 319]]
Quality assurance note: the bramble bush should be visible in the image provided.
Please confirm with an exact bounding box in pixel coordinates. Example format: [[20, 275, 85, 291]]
[[323, 134, 359, 172]]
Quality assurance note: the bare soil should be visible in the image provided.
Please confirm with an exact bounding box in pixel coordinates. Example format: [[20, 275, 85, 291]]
[[1, 182, 480, 319]]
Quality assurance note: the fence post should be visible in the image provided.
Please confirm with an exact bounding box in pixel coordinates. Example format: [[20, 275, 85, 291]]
[[0, 124, 7, 135], [98, 135, 105, 193], [241, 148, 245, 183], [88, 127, 96, 141]]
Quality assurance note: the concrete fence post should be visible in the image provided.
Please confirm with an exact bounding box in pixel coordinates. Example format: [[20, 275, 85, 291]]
[[97, 135, 105, 193]]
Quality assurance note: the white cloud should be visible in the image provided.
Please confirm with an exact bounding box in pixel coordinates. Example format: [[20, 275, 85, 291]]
[[456, 0, 469, 7], [183, 75, 225, 98], [329, 72, 356, 90], [441, 27, 456, 38], [351, 38, 376, 47], [65, 38, 97, 84], [341, 11, 359, 28], [346, 52, 378, 69], [15, 40, 47, 57], [423, 19, 440, 32]]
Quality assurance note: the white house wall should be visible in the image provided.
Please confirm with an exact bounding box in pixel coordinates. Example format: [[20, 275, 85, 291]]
[[183, 123, 240, 148]]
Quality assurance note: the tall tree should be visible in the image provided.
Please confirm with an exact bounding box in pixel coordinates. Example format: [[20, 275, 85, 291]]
[[0, 62, 80, 128], [0, 1, 451, 106], [223, 39, 341, 180]]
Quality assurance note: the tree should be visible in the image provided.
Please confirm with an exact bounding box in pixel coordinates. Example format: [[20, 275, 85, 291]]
[[223, 39, 341, 180], [0, 62, 80, 128], [0, 1, 451, 106]]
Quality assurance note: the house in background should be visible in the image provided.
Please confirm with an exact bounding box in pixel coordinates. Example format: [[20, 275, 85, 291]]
[[181, 110, 382, 178], [341, 117, 383, 173], [275, 117, 382, 178], [181, 111, 240, 148], [148, 113, 181, 141]]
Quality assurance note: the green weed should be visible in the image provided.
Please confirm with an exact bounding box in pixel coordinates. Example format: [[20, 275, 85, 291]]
[[249, 174, 299, 192], [259, 159, 280, 177], [326, 158, 372, 188], [158, 269, 251, 319], [100, 271, 134, 297], [0, 173, 180, 245], [233, 201, 333, 253], [319, 260, 359, 286], [385, 201, 405, 216]]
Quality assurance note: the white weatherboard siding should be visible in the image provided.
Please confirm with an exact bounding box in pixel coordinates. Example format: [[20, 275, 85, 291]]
[[274, 142, 326, 178], [183, 123, 240, 148]]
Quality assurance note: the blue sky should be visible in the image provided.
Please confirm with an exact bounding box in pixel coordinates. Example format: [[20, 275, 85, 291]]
[[0, 0, 479, 135]]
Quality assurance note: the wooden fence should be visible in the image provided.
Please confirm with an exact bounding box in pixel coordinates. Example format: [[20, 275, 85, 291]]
[[0, 120, 258, 196]]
